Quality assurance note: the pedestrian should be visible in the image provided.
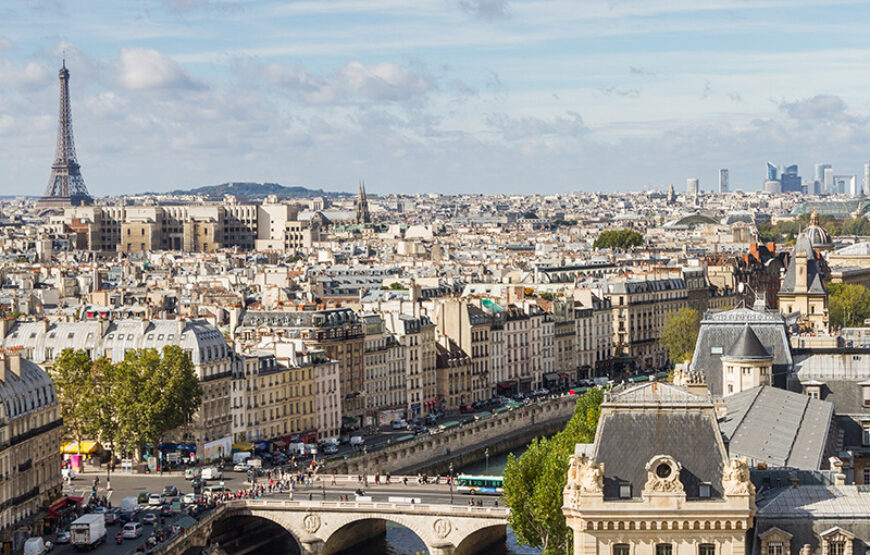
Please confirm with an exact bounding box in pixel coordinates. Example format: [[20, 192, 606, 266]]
[[331, 473, 336, 486]]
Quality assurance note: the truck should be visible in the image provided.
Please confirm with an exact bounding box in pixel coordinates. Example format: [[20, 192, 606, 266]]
[[70, 513, 107, 550], [120, 496, 138, 513], [201, 466, 222, 480]]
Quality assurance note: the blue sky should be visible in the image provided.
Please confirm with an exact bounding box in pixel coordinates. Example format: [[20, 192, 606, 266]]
[[2, 0, 870, 196]]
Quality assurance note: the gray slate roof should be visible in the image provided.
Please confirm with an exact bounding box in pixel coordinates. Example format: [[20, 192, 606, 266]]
[[592, 382, 727, 500], [690, 307, 792, 396], [719, 385, 833, 470], [780, 236, 827, 295]]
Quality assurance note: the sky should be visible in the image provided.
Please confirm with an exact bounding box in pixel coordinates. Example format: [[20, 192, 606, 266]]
[[3, 0, 870, 197]]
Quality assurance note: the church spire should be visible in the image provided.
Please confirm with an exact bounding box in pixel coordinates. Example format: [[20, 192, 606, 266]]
[[356, 180, 371, 224]]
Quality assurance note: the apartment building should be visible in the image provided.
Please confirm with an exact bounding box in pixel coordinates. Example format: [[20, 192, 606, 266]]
[[604, 277, 688, 370], [361, 313, 406, 424], [236, 308, 365, 425], [0, 351, 62, 533], [60, 197, 319, 254], [435, 337, 474, 411], [0, 318, 232, 457], [385, 313, 437, 417], [433, 299, 491, 404]]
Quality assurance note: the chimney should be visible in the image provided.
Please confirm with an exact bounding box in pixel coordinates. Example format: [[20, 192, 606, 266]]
[[8, 351, 20, 378]]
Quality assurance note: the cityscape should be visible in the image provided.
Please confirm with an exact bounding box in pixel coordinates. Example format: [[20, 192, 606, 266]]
[[5, 2, 870, 555]]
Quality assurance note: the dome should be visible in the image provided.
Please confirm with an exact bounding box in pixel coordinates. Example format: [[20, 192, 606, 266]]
[[803, 210, 833, 249]]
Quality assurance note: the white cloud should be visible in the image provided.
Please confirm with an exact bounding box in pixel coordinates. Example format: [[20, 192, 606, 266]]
[[261, 61, 434, 105], [0, 37, 12, 51], [0, 59, 50, 90], [457, 0, 510, 20], [116, 48, 203, 91]]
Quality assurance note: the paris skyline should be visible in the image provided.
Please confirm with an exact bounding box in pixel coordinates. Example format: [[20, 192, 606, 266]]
[[2, 0, 870, 197]]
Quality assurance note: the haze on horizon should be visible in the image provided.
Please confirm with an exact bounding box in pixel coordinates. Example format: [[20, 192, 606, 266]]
[[2, 0, 869, 198]]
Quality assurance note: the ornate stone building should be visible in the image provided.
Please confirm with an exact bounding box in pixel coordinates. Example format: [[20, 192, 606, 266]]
[[563, 382, 756, 555]]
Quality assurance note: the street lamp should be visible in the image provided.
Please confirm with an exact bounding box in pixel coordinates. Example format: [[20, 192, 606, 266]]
[[449, 462, 454, 504], [485, 447, 490, 474]]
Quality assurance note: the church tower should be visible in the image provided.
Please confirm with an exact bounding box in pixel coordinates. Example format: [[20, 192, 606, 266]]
[[355, 181, 371, 224]]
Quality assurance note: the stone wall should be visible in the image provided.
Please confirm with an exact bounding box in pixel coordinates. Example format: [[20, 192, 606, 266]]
[[325, 395, 578, 475]]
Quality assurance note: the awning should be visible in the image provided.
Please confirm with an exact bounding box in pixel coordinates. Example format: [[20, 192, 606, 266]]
[[253, 441, 270, 452], [232, 442, 253, 451], [159, 443, 178, 451], [61, 441, 101, 454], [542, 372, 560, 381]]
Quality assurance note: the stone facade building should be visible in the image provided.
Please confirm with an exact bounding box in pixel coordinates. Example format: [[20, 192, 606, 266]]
[[0, 351, 62, 532]]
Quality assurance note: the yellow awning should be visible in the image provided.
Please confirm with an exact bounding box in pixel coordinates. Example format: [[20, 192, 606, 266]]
[[232, 442, 253, 451], [61, 441, 101, 454]]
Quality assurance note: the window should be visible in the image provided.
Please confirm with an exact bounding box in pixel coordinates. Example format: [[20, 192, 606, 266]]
[[613, 545, 630, 555], [863, 426, 870, 447], [829, 541, 845, 555], [863, 467, 870, 485], [699, 545, 715, 555], [656, 545, 673, 555], [699, 483, 711, 498], [863, 386, 870, 407]]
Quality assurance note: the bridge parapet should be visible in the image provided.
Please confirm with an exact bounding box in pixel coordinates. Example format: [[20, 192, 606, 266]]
[[216, 498, 509, 555]]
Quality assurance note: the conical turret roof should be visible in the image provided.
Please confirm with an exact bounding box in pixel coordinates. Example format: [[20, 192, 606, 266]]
[[724, 323, 772, 360]]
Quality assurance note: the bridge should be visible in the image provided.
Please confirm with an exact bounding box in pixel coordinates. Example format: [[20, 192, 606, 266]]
[[160, 498, 509, 555]]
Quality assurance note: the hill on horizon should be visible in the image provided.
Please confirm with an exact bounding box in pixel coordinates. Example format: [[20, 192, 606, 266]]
[[151, 182, 352, 199]]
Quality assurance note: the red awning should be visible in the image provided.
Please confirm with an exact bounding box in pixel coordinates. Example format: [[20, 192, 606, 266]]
[[67, 496, 84, 504]]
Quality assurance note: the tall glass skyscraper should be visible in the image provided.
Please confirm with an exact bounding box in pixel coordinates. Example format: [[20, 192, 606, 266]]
[[766, 161, 780, 181]]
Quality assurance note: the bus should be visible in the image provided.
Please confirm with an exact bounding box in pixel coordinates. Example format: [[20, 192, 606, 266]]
[[456, 475, 504, 495]]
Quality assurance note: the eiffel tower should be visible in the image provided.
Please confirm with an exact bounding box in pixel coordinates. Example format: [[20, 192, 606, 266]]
[[38, 60, 92, 209]]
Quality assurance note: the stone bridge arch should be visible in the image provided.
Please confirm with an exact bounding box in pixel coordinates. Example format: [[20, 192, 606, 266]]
[[216, 501, 509, 555]]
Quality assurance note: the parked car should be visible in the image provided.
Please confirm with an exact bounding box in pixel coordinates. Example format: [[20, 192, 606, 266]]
[[55, 531, 70, 544], [147, 493, 164, 506], [162, 485, 178, 497], [322, 444, 338, 455], [121, 522, 142, 539], [141, 513, 157, 525], [459, 405, 474, 414]]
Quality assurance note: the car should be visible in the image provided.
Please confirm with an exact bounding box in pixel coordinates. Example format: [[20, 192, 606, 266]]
[[141, 513, 158, 525], [160, 505, 173, 516], [91, 506, 107, 514], [104, 510, 120, 525], [137, 492, 150, 504], [425, 414, 438, 425], [119, 512, 137, 525], [233, 463, 249, 472], [148, 493, 164, 506], [55, 530, 70, 544], [322, 444, 338, 455], [185, 504, 201, 517], [162, 485, 178, 497], [121, 522, 143, 539], [182, 493, 198, 505], [459, 405, 474, 414]]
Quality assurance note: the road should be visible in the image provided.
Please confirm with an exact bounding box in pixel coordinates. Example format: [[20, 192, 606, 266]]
[[49, 468, 501, 555]]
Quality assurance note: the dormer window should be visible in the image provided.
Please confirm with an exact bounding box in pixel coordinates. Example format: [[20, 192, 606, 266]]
[[699, 483, 711, 498], [619, 483, 631, 499]]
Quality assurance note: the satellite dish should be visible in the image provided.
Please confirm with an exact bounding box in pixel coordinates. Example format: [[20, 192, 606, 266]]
[[738, 283, 745, 294]]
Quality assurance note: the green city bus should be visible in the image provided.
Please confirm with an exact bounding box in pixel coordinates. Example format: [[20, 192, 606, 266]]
[[456, 474, 504, 495]]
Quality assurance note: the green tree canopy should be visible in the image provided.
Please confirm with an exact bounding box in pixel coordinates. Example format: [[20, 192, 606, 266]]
[[593, 229, 644, 250], [829, 282, 870, 328], [503, 388, 604, 554], [50, 349, 95, 454], [116, 346, 202, 453], [661, 307, 701, 366]]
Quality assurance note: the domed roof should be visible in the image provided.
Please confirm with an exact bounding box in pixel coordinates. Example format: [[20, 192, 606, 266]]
[[803, 210, 833, 249]]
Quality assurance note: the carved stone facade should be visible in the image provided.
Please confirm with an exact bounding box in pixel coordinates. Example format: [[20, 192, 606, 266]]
[[563, 382, 756, 555]]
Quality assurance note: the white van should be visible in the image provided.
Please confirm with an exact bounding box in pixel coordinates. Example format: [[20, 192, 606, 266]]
[[23, 538, 48, 555], [201, 466, 222, 480], [350, 436, 364, 446]]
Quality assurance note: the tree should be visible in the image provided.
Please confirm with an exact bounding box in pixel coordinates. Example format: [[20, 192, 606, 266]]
[[593, 229, 644, 250], [50, 349, 96, 456], [503, 388, 604, 554], [116, 346, 202, 460], [829, 282, 870, 328], [661, 307, 701, 366]]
